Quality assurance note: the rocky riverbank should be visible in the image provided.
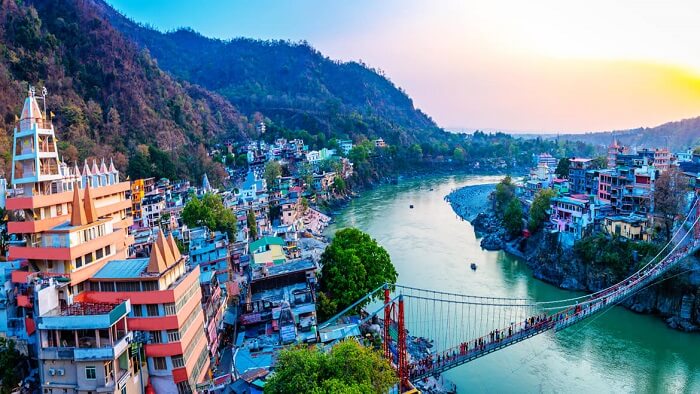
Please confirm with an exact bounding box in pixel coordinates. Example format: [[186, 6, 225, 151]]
[[447, 184, 700, 332]]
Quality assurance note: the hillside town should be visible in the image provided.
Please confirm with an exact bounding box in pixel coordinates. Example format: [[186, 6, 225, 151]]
[[0, 92, 363, 393], [524, 143, 696, 247]]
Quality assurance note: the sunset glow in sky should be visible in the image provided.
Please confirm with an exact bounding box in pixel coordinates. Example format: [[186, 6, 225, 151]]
[[109, 0, 700, 133]]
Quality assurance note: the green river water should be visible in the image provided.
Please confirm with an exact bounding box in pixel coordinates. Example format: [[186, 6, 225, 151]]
[[325, 175, 700, 393]]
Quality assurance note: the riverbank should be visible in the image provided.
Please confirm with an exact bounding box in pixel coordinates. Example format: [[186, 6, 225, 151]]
[[446, 183, 700, 332], [445, 183, 496, 222]]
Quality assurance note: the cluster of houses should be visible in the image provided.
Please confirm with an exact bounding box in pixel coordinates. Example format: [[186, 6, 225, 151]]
[[0, 91, 363, 393], [520, 142, 697, 247]]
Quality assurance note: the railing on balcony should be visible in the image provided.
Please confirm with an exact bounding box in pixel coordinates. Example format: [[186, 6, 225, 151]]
[[16, 119, 53, 131]]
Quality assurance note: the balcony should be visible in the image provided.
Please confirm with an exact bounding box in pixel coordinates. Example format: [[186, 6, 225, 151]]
[[73, 332, 131, 361]]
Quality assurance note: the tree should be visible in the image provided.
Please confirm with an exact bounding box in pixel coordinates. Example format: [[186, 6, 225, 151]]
[[528, 189, 556, 232], [319, 228, 397, 319], [181, 193, 237, 239], [590, 155, 608, 170], [247, 209, 258, 240], [409, 143, 423, 161], [264, 340, 397, 394], [297, 162, 314, 187], [453, 147, 466, 162], [0, 337, 27, 393], [333, 176, 346, 194], [493, 176, 516, 217], [264, 161, 282, 190], [554, 157, 570, 178], [503, 199, 523, 237], [654, 167, 689, 241]]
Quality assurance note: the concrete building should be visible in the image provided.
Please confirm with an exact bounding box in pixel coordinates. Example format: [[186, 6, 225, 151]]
[[141, 192, 165, 229], [250, 236, 286, 266], [604, 214, 649, 241], [78, 231, 210, 393], [549, 195, 595, 246], [338, 140, 353, 155], [36, 292, 142, 394], [189, 227, 231, 286], [7, 91, 132, 301], [568, 158, 592, 194]]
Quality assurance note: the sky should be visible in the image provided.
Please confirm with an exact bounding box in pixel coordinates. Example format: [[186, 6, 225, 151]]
[[108, 0, 700, 133]]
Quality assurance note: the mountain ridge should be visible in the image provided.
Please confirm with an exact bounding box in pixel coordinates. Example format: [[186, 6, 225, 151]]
[[95, 0, 448, 146]]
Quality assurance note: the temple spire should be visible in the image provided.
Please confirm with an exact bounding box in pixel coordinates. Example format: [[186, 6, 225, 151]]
[[147, 237, 167, 273], [84, 186, 97, 223], [167, 233, 182, 262], [70, 184, 87, 226]]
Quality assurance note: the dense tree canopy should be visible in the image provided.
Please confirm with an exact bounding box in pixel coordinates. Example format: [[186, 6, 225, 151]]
[[181, 193, 237, 239], [0, 337, 28, 393], [503, 199, 524, 237], [493, 176, 516, 218], [555, 157, 570, 178], [319, 228, 397, 319], [0, 0, 250, 181], [528, 189, 557, 232], [247, 209, 258, 240], [263, 161, 282, 190], [264, 341, 397, 394]]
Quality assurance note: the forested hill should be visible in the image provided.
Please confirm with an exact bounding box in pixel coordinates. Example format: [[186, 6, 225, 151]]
[[0, 0, 253, 184], [95, 0, 447, 146], [559, 116, 700, 151]]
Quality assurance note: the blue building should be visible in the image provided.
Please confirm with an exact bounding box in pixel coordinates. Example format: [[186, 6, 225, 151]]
[[189, 227, 231, 289]]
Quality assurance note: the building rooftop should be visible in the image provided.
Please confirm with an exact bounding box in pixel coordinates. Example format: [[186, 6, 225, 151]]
[[250, 236, 285, 251], [93, 258, 150, 279]]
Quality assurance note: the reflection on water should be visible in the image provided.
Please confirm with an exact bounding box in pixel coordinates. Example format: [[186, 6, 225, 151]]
[[326, 175, 700, 393]]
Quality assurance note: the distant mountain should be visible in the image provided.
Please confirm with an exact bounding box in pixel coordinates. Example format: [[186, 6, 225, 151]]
[[558, 116, 700, 152], [95, 0, 447, 146], [0, 0, 252, 183]]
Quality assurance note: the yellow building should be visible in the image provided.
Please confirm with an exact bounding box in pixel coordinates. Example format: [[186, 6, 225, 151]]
[[250, 236, 286, 265], [604, 215, 649, 241]]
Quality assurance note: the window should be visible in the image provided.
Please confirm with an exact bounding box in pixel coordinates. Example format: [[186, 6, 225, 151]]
[[105, 245, 111, 255], [177, 381, 192, 394], [85, 366, 96, 380], [167, 330, 180, 342], [96, 248, 104, 260], [85, 253, 93, 265], [142, 281, 158, 291], [153, 357, 167, 370], [104, 361, 113, 382], [163, 303, 176, 316], [150, 331, 163, 344], [132, 306, 143, 317], [171, 355, 184, 368], [75, 256, 83, 269], [146, 304, 159, 316]]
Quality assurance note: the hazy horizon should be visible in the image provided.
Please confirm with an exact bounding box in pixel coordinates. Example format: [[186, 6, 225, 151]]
[[108, 0, 700, 134]]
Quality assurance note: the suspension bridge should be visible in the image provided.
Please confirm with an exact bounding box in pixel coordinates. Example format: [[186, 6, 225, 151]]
[[319, 195, 700, 391]]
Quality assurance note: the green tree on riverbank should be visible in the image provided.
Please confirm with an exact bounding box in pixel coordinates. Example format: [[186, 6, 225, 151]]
[[494, 176, 516, 217], [264, 340, 397, 393], [503, 199, 524, 236], [528, 189, 556, 232], [318, 228, 397, 320]]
